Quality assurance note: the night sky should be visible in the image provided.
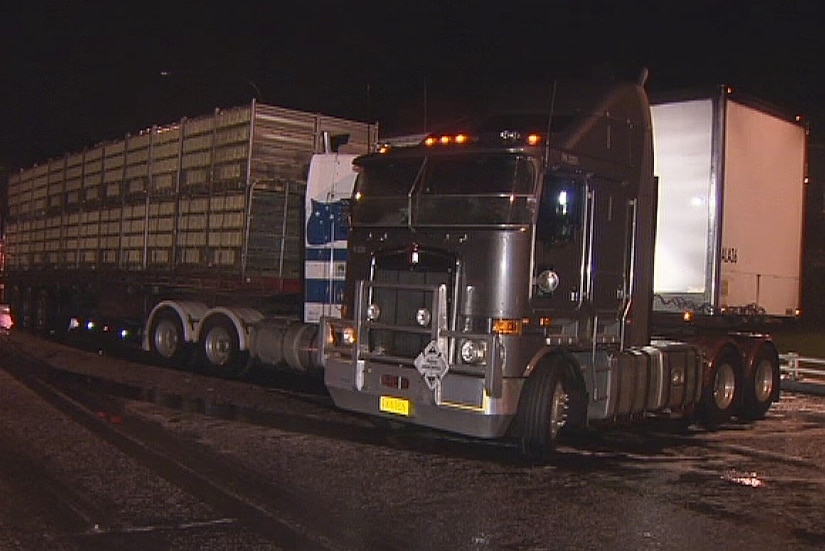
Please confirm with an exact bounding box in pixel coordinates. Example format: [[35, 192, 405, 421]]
[[2, 1, 823, 170]]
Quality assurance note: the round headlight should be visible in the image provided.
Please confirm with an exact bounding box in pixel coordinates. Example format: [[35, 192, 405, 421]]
[[366, 303, 381, 321], [416, 308, 431, 327], [460, 339, 486, 364], [537, 269, 560, 294]]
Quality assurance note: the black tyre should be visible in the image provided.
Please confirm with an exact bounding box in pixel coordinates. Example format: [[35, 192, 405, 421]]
[[148, 307, 191, 368], [198, 315, 251, 379], [740, 347, 780, 420], [699, 348, 741, 429], [517, 358, 571, 465]]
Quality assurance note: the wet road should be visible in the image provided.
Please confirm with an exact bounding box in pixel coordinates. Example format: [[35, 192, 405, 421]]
[[1, 330, 824, 550]]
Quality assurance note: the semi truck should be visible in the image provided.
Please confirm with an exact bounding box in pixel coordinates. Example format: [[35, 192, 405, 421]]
[[318, 78, 805, 462], [3, 78, 806, 462], [4, 100, 377, 377]]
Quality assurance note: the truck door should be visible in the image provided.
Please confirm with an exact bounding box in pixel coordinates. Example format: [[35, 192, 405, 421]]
[[533, 174, 631, 343], [532, 173, 589, 338]]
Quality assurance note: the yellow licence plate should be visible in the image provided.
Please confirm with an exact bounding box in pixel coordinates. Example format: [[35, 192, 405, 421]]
[[380, 396, 411, 416]]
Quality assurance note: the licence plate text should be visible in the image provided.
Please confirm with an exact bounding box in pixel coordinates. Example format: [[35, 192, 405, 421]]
[[380, 396, 411, 416]]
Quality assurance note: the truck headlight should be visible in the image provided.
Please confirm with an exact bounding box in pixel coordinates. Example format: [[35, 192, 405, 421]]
[[366, 303, 381, 321], [416, 307, 431, 327], [342, 327, 357, 346], [329, 326, 357, 348], [460, 339, 487, 365]]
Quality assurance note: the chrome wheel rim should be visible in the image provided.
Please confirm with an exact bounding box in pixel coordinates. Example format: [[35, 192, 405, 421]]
[[713, 362, 736, 411], [204, 326, 232, 366], [153, 319, 180, 358], [754, 360, 775, 403], [549, 380, 569, 439]]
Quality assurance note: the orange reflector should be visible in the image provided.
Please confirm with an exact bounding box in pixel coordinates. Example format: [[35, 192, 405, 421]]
[[539, 317, 552, 327], [682, 311, 694, 322], [527, 134, 541, 145], [493, 318, 523, 335]]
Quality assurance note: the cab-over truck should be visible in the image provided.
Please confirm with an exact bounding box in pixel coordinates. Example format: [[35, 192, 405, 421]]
[[320, 77, 805, 462]]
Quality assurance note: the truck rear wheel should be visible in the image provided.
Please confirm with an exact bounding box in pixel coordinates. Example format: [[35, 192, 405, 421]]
[[148, 308, 191, 368], [517, 358, 570, 465], [699, 348, 741, 428], [199, 315, 251, 379], [741, 348, 780, 420]]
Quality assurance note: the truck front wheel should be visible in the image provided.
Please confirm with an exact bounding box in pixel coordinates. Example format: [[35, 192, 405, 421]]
[[517, 359, 571, 465], [699, 348, 741, 428], [199, 315, 251, 379], [741, 348, 780, 420]]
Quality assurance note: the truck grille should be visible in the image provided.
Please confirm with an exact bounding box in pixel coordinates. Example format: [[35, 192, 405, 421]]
[[360, 249, 455, 363]]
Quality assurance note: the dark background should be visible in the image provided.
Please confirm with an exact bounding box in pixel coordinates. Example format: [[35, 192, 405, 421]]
[[1, 1, 823, 167], [1, 0, 824, 321]]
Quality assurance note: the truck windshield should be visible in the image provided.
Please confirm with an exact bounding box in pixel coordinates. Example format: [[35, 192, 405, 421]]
[[352, 153, 536, 227]]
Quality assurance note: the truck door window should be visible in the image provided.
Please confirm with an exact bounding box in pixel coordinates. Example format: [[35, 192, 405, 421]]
[[537, 176, 583, 243]]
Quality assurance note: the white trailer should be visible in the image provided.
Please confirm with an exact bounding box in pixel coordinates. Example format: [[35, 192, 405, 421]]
[[651, 88, 806, 318]]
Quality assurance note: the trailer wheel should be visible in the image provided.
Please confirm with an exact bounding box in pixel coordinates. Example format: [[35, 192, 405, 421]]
[[741, 347, 780, 420], [517, 358, 571, 465], [199, 315, 251, 379], [148, 308, 191, 368], [699, 348, 741, 428]]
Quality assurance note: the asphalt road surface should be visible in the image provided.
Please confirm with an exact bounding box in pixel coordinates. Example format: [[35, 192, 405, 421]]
[[1, 330, 824, 550]]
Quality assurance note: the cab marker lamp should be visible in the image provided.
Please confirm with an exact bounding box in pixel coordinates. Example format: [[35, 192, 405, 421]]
[[424, 131, 540, 147], [425, 133, 472, 147]]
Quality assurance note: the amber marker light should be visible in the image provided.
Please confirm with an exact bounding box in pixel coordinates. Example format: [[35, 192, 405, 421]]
[[527, 134, 541, 145], [455, 133, 468, 144], [493, 318, 524, 335], [682, 311, 694, 323]]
